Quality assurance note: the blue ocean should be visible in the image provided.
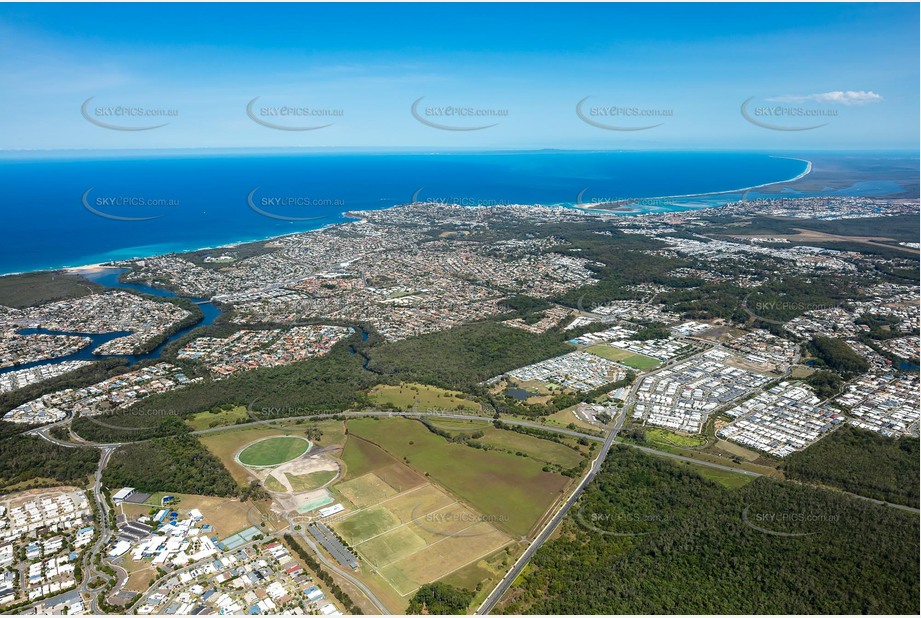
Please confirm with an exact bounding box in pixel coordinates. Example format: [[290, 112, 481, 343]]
[[0, 151, 810, 275]]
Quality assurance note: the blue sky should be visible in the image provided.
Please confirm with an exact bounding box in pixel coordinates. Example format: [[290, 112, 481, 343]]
[[0, 2, 917, 152]]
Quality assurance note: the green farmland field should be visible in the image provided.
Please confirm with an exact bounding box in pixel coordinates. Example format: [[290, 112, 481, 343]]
[[345, 418, 571, 537]]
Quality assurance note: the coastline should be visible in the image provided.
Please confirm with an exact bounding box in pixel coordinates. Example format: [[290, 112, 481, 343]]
[[0, 227, 343, 279], [582, 156, 813, 209], [0, 158, 813, 279]]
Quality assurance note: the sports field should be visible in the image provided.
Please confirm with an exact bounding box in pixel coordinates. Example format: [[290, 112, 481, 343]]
[[586, 344, 660, 370], [199, 420, 345, 484], [619, 353, 661, 370], [331, 474, 512, 597], [237, 436, 311, 467]]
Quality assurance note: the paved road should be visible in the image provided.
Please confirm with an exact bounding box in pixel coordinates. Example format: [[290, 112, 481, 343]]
[[30, 410, 602, 449], [621, 441, 921, 515], [85, 445, 116, 613], [129, 538, 263, 612], [285, 514, 389, 615], [25, 404, 919, 616], [622, 442, 763, 476], [193, 410, 605, 442], [11, 442, 116, 614], [23, 408, 605, 615], [475, 405, 627, 615], [27, 422, 121, 450]]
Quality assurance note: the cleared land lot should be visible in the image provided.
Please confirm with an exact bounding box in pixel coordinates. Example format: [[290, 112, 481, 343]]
[[286, 470, 337, 491], [120, 491, 264, 538], [545, 406, 605, 432], [345, 418, 572, 537], [369, 382, 482, 412], [199, 420, 345, 484], [474, 427, 586, 468], [121, 556, 157, 593], [380, 522, 510, 596], [645, 427, 708, 449], [340, 434, 400, 480], [336, 472, 400, 508], [184, 406, 250, 431], [423, 418, 588, 468], [326, 421, 579, 606]]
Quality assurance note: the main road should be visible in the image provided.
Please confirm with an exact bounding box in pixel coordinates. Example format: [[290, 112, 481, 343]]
[[26, 403, 918, 616], [475, 403, 627, 615]]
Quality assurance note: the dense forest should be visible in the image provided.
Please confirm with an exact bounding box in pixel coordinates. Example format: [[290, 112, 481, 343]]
[[367, 321, 573, 390], [743, 273, 860, 323], [0, 436, 99, 492], [498, 295, 552, 321], [806, 335, 871, 376], [0, 270, 105, 308], [803, 370, 843, 399], [502, 447, 919, 614], [0, 419, 33, 440], [406, 582, 474, 614], [102, 435, 238, 497], [782, 426, 919, 508]]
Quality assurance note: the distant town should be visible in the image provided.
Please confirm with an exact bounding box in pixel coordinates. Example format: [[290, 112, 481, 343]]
[[0, 194, 918, 615]]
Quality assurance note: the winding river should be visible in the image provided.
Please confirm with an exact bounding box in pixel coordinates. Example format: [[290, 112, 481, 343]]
[[0, 268, 222, 375]]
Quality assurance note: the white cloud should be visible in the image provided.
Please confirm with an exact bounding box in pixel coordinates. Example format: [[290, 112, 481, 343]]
[[767, 91, 883, 106]]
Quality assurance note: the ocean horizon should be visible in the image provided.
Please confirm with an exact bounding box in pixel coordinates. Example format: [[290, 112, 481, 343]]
[[0, 150, 823, 276]]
